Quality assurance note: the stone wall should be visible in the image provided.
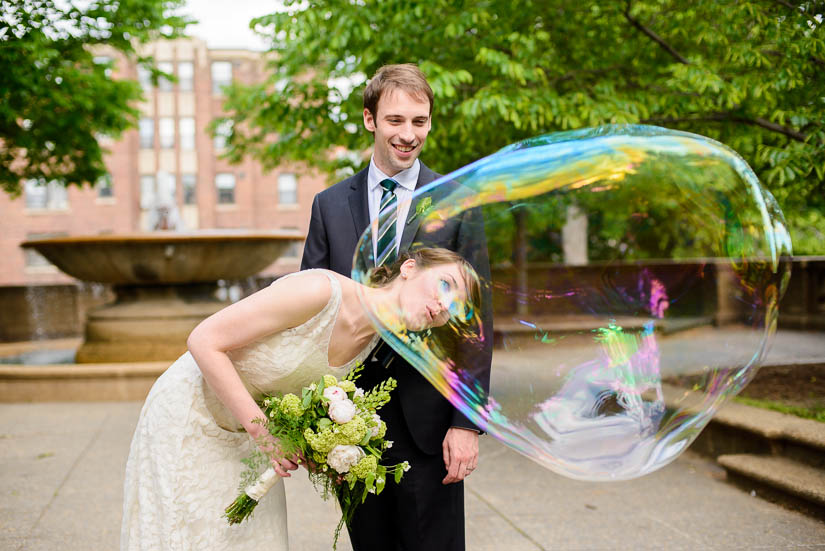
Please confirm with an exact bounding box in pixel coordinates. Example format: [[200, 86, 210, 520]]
[[1, 257, 821, 343]]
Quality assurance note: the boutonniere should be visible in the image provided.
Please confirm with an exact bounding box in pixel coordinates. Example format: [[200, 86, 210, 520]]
[[407, 196, 433, 225]]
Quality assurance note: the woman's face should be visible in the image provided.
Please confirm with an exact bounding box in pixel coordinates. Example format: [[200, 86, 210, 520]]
[[397, 260, 470, 331]]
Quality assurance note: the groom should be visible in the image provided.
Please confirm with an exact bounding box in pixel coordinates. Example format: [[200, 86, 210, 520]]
[[301, 64, 492, 550]]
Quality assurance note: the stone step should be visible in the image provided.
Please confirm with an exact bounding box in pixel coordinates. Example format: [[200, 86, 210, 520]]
[[663, 383, 825, 468], [718, 454, 825, 515]]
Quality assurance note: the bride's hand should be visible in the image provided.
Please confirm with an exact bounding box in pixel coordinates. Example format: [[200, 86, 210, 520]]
[[257, 433, 300, 477]]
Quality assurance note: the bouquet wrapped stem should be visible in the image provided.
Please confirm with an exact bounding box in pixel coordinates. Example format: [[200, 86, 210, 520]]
[[224, 466, 279, 524], [225, 364, 409, 548]]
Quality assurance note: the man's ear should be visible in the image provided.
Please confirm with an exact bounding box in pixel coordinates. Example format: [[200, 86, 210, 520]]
[[363, 108, 376, 132]]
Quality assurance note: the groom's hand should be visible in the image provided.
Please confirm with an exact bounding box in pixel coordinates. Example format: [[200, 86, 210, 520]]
[[442, 427, 479, 484]]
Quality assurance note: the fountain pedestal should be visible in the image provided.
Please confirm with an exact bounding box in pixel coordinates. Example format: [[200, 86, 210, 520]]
[[77, 284, 225, 363], [22, 231, 302, 363]]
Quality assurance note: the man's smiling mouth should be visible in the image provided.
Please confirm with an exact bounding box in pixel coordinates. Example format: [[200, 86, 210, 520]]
[[393, 144, 415, 153]]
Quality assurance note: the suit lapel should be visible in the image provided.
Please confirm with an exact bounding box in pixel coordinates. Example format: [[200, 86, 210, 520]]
[[347, 167, 370, 241], [399, 163, 439, 252]]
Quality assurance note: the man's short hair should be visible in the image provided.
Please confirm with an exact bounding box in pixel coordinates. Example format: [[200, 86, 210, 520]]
[[363, 64, 434, 117]]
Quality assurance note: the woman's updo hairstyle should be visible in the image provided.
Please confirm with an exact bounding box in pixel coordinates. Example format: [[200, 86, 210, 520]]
[[370, 247, 462, 285]]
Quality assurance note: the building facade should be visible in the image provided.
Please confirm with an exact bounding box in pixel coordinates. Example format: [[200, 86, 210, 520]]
[[0, 38, 328, 286]]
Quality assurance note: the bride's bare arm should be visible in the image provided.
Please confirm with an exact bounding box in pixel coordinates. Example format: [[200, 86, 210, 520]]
[[186, 272, 331, 474]]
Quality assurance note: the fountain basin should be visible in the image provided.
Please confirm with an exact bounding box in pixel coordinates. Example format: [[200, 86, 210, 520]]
[[21, 230, 303, 363], [21, 230, 301, 284]]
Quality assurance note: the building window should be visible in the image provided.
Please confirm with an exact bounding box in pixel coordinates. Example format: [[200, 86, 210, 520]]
[[211, 61, 232, 95], [178, 61, 193, 92], [140, 175, 156, 210], [137, 65, 152, 89], [216, 173, 236, 204], [213, 119, 232, 150], [157, 61, 174, 92], [157, 172, 177, 204], [139, 118, 154, 149], [24, 179, 68, 210], [182, 173, 197, 205], [159, 117, 175, 149], [96, 173, 113, 198], [179, 117, 195, 150], [277, 173, 298, 205]]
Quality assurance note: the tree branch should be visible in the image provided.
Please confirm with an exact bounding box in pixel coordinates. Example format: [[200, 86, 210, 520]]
[[623, 1, 690, 65], [642, 113, 807, 142]]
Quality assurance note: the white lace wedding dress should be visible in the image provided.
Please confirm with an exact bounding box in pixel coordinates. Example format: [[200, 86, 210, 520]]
[[121, 270, 379, 550]]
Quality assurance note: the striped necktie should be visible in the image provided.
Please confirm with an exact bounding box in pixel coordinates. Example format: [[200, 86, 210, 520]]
[[376, 178, 399, 266]]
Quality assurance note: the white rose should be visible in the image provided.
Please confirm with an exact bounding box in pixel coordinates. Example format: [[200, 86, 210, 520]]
[[328, 399, 356, 424], [323, 386, 347, 402], [326, 444, 364, 473]]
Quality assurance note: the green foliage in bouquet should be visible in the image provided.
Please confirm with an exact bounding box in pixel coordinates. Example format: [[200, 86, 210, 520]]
[[225, 364, 409, 548]]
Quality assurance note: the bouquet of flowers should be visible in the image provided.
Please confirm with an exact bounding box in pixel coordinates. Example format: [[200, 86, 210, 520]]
[[225, 364, 409, 547]]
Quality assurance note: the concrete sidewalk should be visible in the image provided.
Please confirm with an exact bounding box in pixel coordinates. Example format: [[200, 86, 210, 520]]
[[2, 401, 825, 550]]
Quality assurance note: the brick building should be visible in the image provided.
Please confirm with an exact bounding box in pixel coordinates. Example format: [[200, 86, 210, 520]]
[[0, 38, 329, 286]]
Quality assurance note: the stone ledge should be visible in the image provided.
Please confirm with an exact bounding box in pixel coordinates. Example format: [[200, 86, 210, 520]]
[[0, 362, 167, 379], [718, 454, 825, 508], [662, 383, 825, 453], [0, 362, 169, 402], [711, 398, 825, 452]]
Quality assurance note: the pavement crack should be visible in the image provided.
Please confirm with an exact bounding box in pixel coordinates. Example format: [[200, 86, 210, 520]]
[[466, 485, 548, 551], [17, 413, 111, 550]]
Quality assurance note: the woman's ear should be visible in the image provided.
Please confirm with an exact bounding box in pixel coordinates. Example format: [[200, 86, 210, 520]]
[[400, 258, 417, 279]]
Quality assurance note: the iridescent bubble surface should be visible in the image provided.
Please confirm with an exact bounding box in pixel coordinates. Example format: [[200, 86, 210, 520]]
[[353, 125, 792, 481]]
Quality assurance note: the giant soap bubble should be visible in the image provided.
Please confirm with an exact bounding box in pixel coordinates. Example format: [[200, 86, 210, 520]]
[[353, 125, 791, 481]]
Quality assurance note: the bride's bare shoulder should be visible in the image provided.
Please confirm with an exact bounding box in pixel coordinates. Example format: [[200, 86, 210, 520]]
[[269, 270, 333, 307]]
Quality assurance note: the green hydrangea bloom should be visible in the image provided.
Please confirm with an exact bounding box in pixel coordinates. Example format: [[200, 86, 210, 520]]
[[338, 379, 356, 393], [374, 420, 387, 439], [280, 394, 304, 417], [339, 416, 367, 444], [323, 375, 338, 387], [350, 455, 378, 479], [304, 427, 339, 453]]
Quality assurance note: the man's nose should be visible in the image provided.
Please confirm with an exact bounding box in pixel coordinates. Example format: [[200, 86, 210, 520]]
[[399, 123, 415, 142]]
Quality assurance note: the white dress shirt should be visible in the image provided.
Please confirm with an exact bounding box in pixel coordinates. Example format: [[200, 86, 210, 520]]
[[367, 157, 419, 260]]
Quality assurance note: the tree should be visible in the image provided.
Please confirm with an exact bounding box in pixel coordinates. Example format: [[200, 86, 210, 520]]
[[222, 0, 824, 254], [0, 0, 190, 195]]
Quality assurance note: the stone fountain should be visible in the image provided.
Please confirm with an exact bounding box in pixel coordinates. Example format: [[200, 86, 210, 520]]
[[21, 230, 302, 363]]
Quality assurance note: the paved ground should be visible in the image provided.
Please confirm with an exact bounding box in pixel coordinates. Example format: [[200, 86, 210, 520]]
[[2, 401, 825, 550]]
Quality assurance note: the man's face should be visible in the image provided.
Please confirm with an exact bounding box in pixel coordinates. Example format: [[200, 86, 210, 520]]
[[363, 89, 431, 176]]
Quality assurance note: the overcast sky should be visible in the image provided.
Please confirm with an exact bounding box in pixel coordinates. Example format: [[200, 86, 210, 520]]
[[180, 0, 278, 51]]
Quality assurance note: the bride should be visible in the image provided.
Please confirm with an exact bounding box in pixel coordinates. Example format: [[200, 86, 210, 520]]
[[120, 247, 480, 551]]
